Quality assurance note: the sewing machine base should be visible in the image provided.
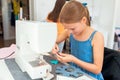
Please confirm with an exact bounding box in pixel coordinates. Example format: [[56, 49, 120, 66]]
[[15, 53, 53, 80]]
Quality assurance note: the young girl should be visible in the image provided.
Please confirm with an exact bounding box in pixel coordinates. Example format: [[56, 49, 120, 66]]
[[52, 1, 104, 80]]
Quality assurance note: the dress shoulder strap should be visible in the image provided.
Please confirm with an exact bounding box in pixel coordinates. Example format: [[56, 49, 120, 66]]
[[89, 31, 97, 41]]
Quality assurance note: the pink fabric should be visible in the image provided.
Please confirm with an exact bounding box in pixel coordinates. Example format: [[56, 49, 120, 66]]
[[0, 44, 16, 59]]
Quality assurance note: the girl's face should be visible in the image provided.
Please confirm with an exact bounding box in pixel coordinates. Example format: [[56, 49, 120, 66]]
[[62, 21, 85, 36]]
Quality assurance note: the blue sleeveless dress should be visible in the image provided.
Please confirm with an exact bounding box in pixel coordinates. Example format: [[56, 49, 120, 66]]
[[69, 31, 104, 80]]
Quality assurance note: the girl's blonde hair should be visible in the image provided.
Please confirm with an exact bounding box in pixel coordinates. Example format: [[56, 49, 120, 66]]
[[59, 1, 90, 26]]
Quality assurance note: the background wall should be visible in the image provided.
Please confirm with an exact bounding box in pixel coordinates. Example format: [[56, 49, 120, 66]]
[[2, 0, 15, 40], [1, 0, 29, 40], [29, 0, 56, 21], [113, 0, 120, 27]]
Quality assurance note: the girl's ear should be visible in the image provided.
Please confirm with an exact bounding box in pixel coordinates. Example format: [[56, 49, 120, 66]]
[[81, 16, 87, 24]]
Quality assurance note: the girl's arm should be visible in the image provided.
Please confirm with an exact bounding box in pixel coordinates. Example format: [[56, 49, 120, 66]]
[[56, 29, 69, 44]]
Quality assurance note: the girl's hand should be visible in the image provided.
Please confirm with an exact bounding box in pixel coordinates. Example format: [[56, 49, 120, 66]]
[[56, 53, 75, 63], [52, 43, 59, 54]]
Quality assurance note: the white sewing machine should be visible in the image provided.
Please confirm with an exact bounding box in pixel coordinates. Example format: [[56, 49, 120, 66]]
[[15, 20, 57, 80]]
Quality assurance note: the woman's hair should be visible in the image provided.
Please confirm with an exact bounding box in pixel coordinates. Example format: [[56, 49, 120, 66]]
[[47, 0, 66, 22], [59, 1, 91, 26]]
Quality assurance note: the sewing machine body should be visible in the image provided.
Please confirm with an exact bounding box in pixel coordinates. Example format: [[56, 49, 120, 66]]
[[15, 20, 57, 79]]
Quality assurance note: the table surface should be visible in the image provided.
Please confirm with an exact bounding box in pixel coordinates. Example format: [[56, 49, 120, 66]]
[[0, 60, 14, 80], [0, 55, 96, 80]]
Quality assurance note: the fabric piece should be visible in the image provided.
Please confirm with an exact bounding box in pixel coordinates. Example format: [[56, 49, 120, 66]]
[[0, 44, 16, 59]]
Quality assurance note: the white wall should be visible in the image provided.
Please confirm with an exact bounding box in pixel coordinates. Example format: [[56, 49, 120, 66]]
[[96, 0, 115, 49], [98, 0, 120, 49], [29, 0, 56, 21], [113, 0, 120, 27], [29, 0, 34, 20], [2, 0, 15, 40]]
